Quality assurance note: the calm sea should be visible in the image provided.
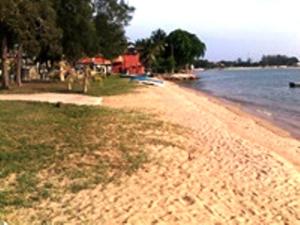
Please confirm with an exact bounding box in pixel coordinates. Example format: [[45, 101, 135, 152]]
[[186, 68, 300, 138]]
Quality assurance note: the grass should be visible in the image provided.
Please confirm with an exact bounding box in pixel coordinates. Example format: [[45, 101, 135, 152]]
[[0, 75, 138, 96], [0, 101, 183, 215]]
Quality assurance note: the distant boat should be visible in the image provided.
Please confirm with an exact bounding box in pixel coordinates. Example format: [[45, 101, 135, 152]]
[[289, 82, 300, 88]]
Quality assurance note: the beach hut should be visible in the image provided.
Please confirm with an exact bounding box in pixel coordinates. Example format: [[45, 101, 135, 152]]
[[112, 53, 145, 75], [78, 56, 112, 75]]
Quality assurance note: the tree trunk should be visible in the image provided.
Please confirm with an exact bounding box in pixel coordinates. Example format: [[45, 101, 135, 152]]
[[16, 45, 22, 86], [185, 64, 189, 73], [1, 36, 9, 89]]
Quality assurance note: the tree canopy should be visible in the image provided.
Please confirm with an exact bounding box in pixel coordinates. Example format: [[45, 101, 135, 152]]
[[167, 29, 206, 69], [136, 28, 206, 73], [260, 55, 299, 66], [193, 55, 300, 69], [136, 29, 167, 71], [0, 0, 61, 56], [94, 0, 135, 59], [0, 0, 134, 61], [0, 0, 135, 88]]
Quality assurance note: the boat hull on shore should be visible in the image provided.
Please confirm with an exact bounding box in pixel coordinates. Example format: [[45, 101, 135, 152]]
[[289, 82, 300, 88], [130, 76, 164, 87]]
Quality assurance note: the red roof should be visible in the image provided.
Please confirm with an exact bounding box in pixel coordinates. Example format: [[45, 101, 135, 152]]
[[79, 56, 111, 65], [79, 53, 145, 74]]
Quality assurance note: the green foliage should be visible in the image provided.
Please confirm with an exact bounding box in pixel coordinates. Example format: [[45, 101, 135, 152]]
[[261, 55, 299, 66], [52, 0, 98, 61], [0, 0, 62, 57], [94, 0, 135, 59], [95, 0, 135, 26], [94, 15, 127, 59], [167, 29, 206, 70], [195, 55, 300, 69], [136, 29, 167, 71], [0, 0, 135, 89], [0, 0, 135, 63], [136, 28, 206, 73]]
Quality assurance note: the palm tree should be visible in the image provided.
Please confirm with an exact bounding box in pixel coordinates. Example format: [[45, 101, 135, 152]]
[[135, 29, 167, 72]]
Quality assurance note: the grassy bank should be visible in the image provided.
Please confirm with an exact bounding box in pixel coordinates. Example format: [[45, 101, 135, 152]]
[[0, 76, 138, 97], [0, 101, 183, 216]]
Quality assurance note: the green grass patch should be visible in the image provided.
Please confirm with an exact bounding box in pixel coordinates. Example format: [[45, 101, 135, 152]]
[[0, 101, 183, 214], [0, 75, 138, 96]]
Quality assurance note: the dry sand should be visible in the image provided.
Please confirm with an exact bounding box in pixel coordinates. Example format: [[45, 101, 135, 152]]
[[5, 82, 300, 224]]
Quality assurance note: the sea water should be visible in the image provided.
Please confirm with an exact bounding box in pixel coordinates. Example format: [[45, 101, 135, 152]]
[[186, 68, 300, 138]]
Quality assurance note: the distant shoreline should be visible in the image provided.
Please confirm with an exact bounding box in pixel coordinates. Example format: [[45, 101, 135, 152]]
[[223, 66, 300, 70], [194, 66, 300, 71]]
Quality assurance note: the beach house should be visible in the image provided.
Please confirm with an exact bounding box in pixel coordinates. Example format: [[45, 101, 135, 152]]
[[78, 56, 112, 74], [112, 53, 145, 75]]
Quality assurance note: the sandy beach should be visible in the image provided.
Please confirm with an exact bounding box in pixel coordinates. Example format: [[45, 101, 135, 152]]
[[6, 82, 300, 224]]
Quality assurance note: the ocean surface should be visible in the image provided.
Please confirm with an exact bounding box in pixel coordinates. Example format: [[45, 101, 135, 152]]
[[185, 68, 300, 138]]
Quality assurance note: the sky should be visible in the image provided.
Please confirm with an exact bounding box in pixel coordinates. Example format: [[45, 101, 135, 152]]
[[126, 0, 300, 61]]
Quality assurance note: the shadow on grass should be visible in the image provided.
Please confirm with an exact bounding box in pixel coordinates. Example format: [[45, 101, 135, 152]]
[[0, 76, 139, 97]]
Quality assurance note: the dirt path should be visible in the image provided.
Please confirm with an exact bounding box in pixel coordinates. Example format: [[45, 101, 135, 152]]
[[0, 93, 102, 106], [6, 83, 300, 224]]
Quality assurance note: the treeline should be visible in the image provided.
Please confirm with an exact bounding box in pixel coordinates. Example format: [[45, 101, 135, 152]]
[[135, 29, 206, 73], [0, 0, 134, 89], [195, 55, 299, 69], [260, 55, 299, 66]]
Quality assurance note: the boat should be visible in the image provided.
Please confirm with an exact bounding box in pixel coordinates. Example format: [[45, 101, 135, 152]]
[[130, 76, 164, 87], [289, 82, 300, 88], [120, 74, 138, 79]]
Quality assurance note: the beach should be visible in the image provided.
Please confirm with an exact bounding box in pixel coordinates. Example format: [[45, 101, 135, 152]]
[[7, 82, 300, 224]]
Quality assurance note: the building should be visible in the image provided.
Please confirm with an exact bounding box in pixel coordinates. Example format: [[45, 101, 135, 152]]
[[78, 56, 112, 74], [112, 53, 145, 75], [79, 53, 145, 75]]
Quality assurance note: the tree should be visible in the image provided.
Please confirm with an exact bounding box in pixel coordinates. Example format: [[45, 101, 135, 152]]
[[50, 0, 134, 61], [0, 0, 136, 90], [33, 0, 62, 67], [0, 0, 62, 87], [52, 0, 98, 62], [16, 0, 62, 83], [0, 0, 17, 88], [260, 55, 299, 66], [167, 29, 206, 71], [95, 0, 135, 26], [94, 15, 127, 59], [136, 29, 167, 72], [94, 0, 135, 59]]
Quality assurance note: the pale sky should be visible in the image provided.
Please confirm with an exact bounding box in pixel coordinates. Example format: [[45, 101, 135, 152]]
[[126, 0, 300, 61]]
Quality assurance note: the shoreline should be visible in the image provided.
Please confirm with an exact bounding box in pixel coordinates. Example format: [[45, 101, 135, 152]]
[[7, 81, 300, 224], [176, 83, 300, 170], [182, 84, 300, 141], [105, 81, 300, 170]]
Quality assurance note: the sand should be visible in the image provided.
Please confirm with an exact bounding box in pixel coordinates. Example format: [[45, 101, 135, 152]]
[[5, 82, 300, 224]]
